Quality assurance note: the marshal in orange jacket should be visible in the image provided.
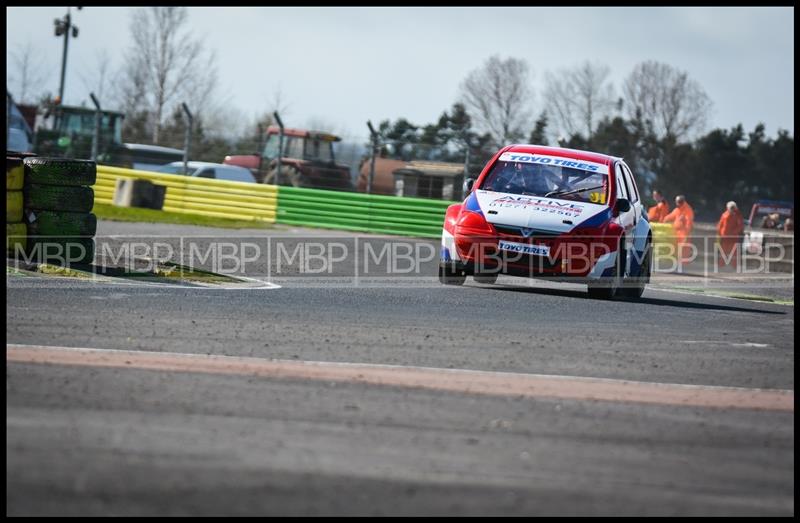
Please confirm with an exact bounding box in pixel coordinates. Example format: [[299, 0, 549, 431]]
[[716, 207, 744, 267], [647, 200, 670, 223], [663, 201, 695, 264], [663, 202, 695, 237]]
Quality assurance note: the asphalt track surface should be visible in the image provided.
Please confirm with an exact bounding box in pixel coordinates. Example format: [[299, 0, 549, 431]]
[[6, 221, 794, 516]]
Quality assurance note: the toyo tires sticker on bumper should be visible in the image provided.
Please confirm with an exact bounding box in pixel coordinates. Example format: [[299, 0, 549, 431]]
[[498, 240, 550, 257]]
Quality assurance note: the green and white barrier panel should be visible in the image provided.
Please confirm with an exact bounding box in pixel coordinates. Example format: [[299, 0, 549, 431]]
[[276, 186, 454, 238]]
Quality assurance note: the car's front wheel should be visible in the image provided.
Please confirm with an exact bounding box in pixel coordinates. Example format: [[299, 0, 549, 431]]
[[587, 242, 624, 300], [473, 272, 498, 285], [619, 240, 651, 299], [439, 264, 466, 286]]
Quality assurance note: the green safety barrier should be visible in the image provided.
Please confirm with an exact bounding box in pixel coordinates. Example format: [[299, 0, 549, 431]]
[[276, 186, 456, 238]]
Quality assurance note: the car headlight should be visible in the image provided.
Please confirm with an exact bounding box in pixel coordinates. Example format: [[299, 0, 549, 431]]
[[456, 210, 494, 235]]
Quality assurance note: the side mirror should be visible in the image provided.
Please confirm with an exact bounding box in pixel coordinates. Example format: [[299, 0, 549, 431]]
[[613, 198, 631, 216], [463, 178, 475, 193]]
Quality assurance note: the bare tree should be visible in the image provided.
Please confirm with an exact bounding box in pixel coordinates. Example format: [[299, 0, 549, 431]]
[[220, 85, 292, 153], [267, 84, 292, 119], [251, 110, 274, 133], [305, 117, 339, 134], [183, 49, 220, 118], [623, 60, 712, 142], [110, 46, 151, 143], [79, 49, 113, 102], [9, 41, 50, 104], [544, 61, 616, 145], [227, 108, 272, 155], [459, 55, 534, 148], [118, 7, 218, 144]]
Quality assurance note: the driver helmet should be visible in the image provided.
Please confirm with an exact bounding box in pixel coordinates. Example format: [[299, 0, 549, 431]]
[[522, 165, 553, 194]]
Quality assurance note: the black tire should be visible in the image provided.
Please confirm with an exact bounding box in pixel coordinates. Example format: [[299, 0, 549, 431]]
[[26, 211, 97, 237], [28, 237, 95, 265], [24, 184, 94, 213], [619, 240, 651, 299], [23, 157, 97, 186], [587, 241, 624, 300], [439, 264, 466, 286], [7, 190, 23, 222], [473, 272, 499, 285], [265, 165, 308, 188]]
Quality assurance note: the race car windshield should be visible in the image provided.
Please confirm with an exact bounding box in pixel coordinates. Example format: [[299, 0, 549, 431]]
[[480, 160, 609, 205]]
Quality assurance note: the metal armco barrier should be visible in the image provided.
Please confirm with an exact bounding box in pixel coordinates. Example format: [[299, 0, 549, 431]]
[[94, 165, 277, 223], [275, 186, 453, 238]]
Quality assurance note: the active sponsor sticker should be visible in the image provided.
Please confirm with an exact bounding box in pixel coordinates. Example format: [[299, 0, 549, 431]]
[[498, 240, 550, 257], [488, 194, 586, 217]]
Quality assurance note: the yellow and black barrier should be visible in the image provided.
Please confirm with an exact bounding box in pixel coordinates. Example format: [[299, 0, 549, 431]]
[[94, 165, 278, 223], [650, 223, 673, 249], [6, 156, 27, 254]]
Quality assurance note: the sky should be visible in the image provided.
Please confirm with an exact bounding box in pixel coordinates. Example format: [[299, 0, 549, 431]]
[[6, 6, 795, 143]]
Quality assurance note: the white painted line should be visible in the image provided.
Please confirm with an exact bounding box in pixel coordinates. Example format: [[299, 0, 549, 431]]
[[5, 271, 281, 290], [679, 340, 772, 348], [649, 286, 794, 306]]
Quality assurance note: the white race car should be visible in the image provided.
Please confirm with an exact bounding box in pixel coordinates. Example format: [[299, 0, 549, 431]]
[[440, 144, 653, 299]]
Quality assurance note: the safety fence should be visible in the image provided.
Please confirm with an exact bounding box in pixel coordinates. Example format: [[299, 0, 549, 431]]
[[92, 167, 788, 271], [93, 165, 278, 223], [91, 166, 450, 237], [11, 160, 792, 275]]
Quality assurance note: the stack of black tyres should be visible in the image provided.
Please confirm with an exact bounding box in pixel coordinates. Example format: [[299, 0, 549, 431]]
[[23, 158, 97, 264]]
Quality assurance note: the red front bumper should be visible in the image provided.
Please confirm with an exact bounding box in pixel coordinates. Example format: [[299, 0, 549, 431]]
[[453, 230, 616, 277]]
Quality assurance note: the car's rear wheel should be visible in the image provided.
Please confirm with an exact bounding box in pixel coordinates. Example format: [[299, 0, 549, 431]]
[[439, 264, 466, 286], [587, 241, 624, 300]]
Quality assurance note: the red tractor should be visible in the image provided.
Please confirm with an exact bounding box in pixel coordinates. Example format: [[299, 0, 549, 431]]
[[224, 125, 353, 191]]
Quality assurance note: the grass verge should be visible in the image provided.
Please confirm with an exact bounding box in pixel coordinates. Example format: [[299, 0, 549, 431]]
[[92, 203, 273, 230], [7, 258, 243, 286], [151, 261, 240, 284], [36, 263, 97, 279]]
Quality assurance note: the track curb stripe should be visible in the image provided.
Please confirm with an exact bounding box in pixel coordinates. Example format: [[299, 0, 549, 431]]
[[6, 344, 793, 412]]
